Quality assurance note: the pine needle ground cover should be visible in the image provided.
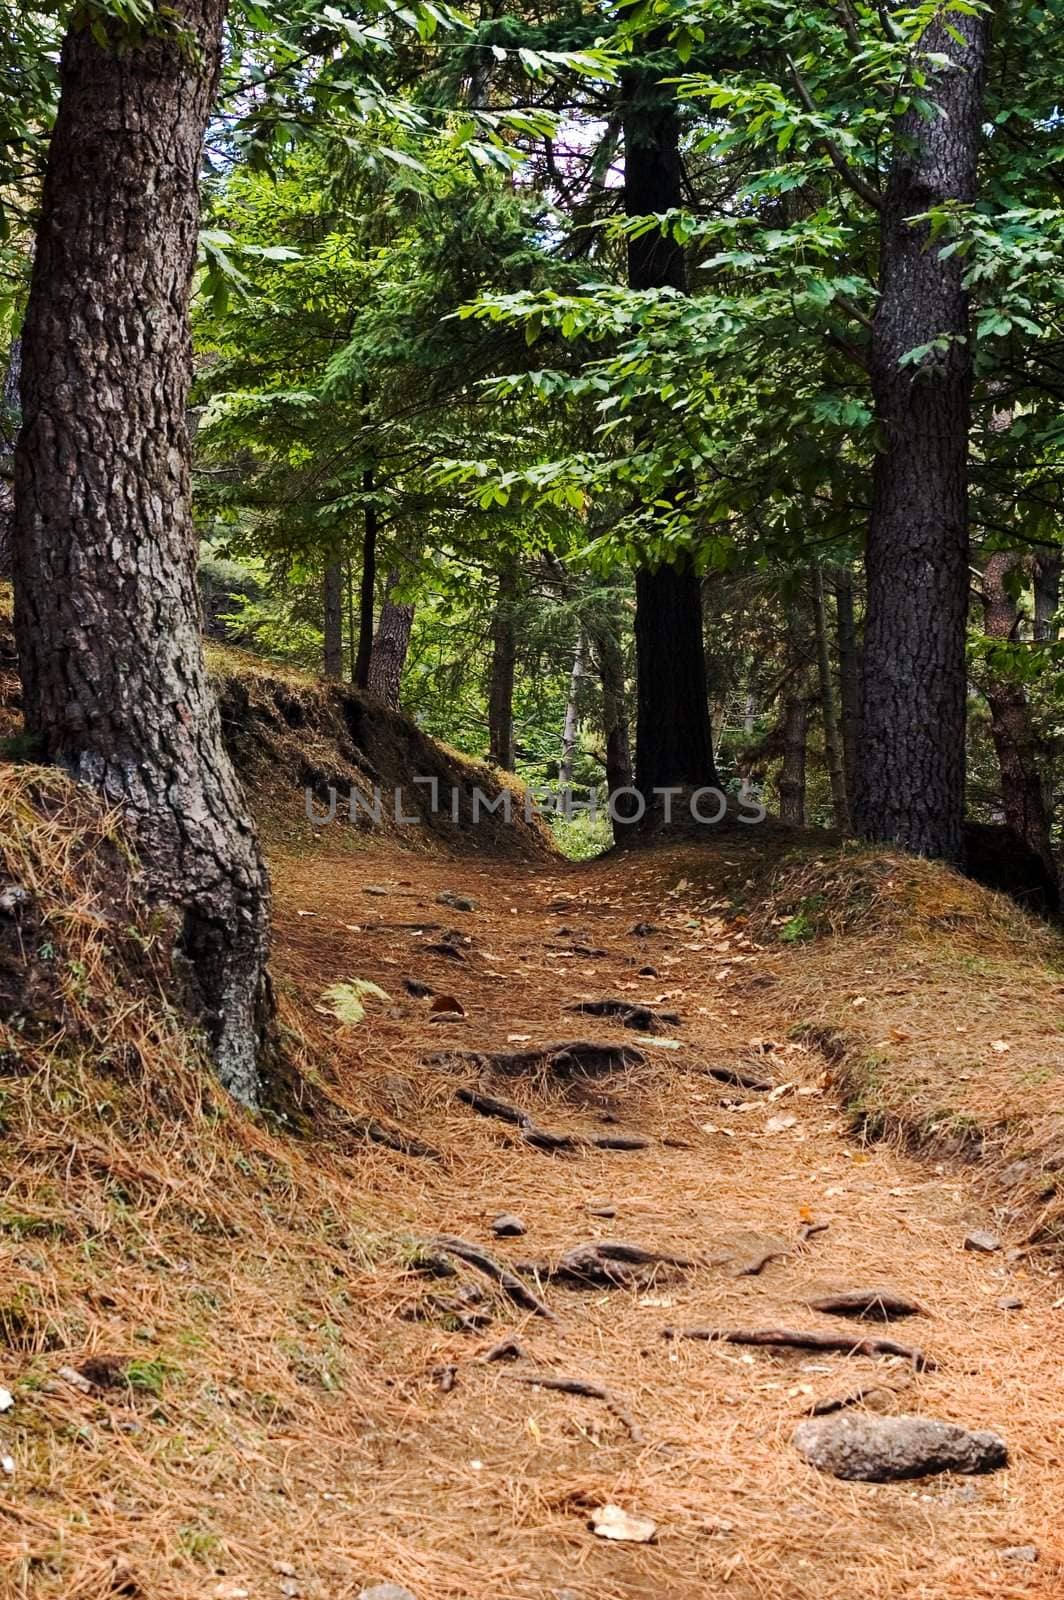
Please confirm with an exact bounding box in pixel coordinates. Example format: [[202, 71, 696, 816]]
[[3, 766, 1064, 1599]]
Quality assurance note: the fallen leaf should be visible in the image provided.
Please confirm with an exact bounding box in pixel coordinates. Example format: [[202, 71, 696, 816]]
[[430, 994, 465, 1017], [319, 978, 391, 1026], [991, 1039, 1011, 1054], [0, 1388, 12, 1413], [590, 1504, 657, 1543], [642, 1037, 682, 1050], [851, 996, 868, 1010], [507, 1034, 531, 1043], [765, 1114, 797, 1134]]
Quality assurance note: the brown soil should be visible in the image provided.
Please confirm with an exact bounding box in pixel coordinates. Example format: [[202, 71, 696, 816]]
[[4, 766, 1064, 1599]]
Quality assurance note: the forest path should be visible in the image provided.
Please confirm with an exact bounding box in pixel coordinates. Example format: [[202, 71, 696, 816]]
[[268, 833, 1064, 1600]]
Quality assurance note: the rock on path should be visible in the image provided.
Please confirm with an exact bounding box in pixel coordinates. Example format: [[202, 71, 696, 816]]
[[793, 1414, 1008, 1482]]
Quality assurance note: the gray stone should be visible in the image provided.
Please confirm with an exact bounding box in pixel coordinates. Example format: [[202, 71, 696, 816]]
[[358, 1588, 417, 1600], [437, 891, 475, 913], [964, 1230, 1001, 1254], [1001, 1546, 1038, 1564], [793, 1414, 1008, 1482], [996, 1295, 1024, 1311], [491, 1213, 526, 1238]]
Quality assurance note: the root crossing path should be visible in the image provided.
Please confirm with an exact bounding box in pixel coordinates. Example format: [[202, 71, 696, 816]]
[[268, 834, 1064, 1600]]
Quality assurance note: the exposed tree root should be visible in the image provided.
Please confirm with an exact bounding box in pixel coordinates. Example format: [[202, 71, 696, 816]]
[[503, 1371, 643, 1441], [662, 1325, 935, 1370], [806, 1289, 927, 1321], [433, 1235, 556, 1320], [567, 998, 680, 1033]]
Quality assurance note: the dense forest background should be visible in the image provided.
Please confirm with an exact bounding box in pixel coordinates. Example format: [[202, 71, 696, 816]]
[[2, 0, 1064, 1095]]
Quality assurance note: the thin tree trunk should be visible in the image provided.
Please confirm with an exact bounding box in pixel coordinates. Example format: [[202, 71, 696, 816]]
[[1033, 553, 1061, 643], [323, 556, 343, 680], [488, 564, 517, 770], [812, 563, 849, 831], [346, 555, 356, 682], [559, 635, 585, 787], [981, 552, 1058, 899], [353, 476, 376, 690], [779, 601, 811, 825], [12, 0, 274, 1104], [857, 10, 990, 860], [624, 63, 719, 811], [588, 612, 632, 840], [778, 693, 809, 826], [834, 567, 861, 823], [367, 568, 414, 709]]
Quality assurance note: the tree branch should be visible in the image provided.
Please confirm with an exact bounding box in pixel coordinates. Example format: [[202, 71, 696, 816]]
[[786, 55, 883, 211]]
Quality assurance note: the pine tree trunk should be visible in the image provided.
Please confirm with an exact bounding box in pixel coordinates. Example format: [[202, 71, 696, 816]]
[[778, 601, 811, 825], [778, 692, 809, 826], [488, 565, 517, 770], [624, 65, 719, 810], [634, 559, 720, 796], [323, 557, 343, 680], [812, 563, 849, 830], [834, 566, 861, 822], [857, 10, 990, 860], [353, 479, 377, 690], [12, 0, 274, 1105], [559, 635, 585, 787], [367, 569, 414, 709], [1033, 553, 1061, 643], [980, 552, 1058, 898], [588, 612, 632, 840]]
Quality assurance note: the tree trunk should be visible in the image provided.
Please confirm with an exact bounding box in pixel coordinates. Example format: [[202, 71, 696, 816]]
[[559, 635, 585, 787], [367, 568, 414, 709], [1033, 553, 1061, 643], [623, 65, 719, 810], [633, 560, 720, 799], [778, 600, 811, 825], [812, 563, 849, 831], [323, 556, 343, 680], [857, 10, 990, 860], [778, 692, 809, 826], [0, 339, 18, 579], [12, 0, 274, 1105], [980, 552, 1058, 898], [488, 565, 517, 770], [588, 612, 632, 839], [834, 566, 861, 822], [353, 476, 376, 690]]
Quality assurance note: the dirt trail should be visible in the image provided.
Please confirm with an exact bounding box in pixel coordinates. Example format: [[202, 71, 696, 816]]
[[268, 833, 1064, 1600]]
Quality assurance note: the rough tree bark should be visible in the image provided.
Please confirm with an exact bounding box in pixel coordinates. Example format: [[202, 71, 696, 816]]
[[812, 563, 849, 830], [323, 557, 344, 680], [623, 65, 720, 810], [367, 569, 414, 709], [352, 473, 377, 690], [488, 564, 517, 770], [778, 692, 809, 826], [778, 601, 812, 826], [833, 566, 861, 822], [857, 10, 991, 860], [980, 552, 1058, 899], [13, 0, 274, 1104], [1033, 552, 1061, 643]]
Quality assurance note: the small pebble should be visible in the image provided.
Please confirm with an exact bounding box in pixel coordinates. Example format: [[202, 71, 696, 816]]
[[964, 1230, 1001, 1254], [996, 1295, 1024, 1311], [358, 1588, 418, 1600], [491, 1213, 526, 1238], [1001, 1546, 1038, 1564]]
